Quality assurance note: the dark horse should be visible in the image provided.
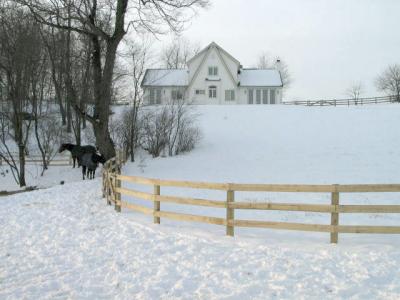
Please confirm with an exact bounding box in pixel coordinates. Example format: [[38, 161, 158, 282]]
[[58, 143, 97, 168], [80, 152, 106, 179]]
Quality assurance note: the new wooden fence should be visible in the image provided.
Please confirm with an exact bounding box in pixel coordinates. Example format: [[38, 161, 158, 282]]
[[103, 163, 400, 243], [283, 95, 399, 106]]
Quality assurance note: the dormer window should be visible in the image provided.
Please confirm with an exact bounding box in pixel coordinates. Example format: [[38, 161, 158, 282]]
[[208, 66, 218, 76]]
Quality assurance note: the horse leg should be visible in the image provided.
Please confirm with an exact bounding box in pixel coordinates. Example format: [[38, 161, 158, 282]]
[[73, 156, 76, 168], [82, 166, 86, 180]]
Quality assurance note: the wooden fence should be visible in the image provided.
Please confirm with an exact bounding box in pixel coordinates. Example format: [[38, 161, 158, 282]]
[[283, 95, 399, 106], [102, 163, 400, 243], [0, 153, 72, 166]]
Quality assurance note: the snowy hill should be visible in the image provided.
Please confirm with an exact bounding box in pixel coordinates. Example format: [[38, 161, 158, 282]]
[[2, 104, 400, 298], [121, 104, 400, 241], [126, 105, 400, 184]]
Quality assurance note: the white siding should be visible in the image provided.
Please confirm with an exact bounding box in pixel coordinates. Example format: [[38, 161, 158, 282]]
[[188, 47, 238, 105]]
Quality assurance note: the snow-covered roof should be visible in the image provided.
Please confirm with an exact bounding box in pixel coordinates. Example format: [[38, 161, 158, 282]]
[[187, 41, 240, 65], [239, 69, 283, 87], [142, 69, 188, 87]]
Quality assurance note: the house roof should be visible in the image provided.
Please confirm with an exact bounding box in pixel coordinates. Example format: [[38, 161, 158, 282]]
[[141, 69, 188, 87], [187, 41, 240, 66], [239, 69, 283, 87], [142, 68, 283, 88]]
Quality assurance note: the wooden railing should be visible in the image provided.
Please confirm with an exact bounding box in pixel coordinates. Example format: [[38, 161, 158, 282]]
[[0, 153, 72, 166], [102, 170, 400, 243], [283, 95, 399, 106]]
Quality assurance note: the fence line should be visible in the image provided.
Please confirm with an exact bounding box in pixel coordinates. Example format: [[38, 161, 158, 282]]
[[102, 162, 400, 243], [0, 153, 72, 166], [283, 95, 399, 106]]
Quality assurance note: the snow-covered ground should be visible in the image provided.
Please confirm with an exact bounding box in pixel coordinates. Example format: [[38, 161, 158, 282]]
[[2, 104, 400, 298], [0, 162, 86, 192], [1, 179, 400, 299]]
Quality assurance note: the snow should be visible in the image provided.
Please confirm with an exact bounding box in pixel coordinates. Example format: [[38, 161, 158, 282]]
[[142, 69, 189, 87], [0, 161, 89, 192], [2, 104, 400, 298], [239, 69, 283, 87], [1, 179, 400, 299], [126, 105, 400, 185]]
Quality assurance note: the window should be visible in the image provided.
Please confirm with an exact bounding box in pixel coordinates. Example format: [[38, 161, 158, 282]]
[[225, 90, 235, 101], [171, 89, 183, 101], [195, 89, 205, 95], [156, 89, 162, 104], [149, 89, 155, 105], [149, 88, 162, 105], [263, 89, 268, 104], [256, 89, 261, 104], [248, 89, 254, 104], [209, 86, 217, 98], [270, 89, 276, 104], [208, 66, 218, 76]]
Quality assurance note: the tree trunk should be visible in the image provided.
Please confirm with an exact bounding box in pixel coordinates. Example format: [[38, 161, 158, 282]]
[[93, 121, 115, 159], [75, 110, 81, 146], [66, 97, 72, 132], [18, 143, 26, 187]]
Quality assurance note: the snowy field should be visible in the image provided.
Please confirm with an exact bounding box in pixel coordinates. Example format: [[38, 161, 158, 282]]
[[0, 162, 85, 192], [2, 104, 400, 298]]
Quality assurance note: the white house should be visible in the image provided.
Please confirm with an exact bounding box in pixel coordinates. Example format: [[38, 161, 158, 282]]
[[141, 42, 283, 105]]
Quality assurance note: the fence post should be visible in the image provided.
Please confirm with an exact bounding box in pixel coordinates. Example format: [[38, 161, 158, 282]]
[[153, 185, 160, 224], [107, 171, 112, 205], [102, 170, 106, 198], [114, 174, 121, 212], [330, 184, 339, 243], [226, 189, 235, 236]]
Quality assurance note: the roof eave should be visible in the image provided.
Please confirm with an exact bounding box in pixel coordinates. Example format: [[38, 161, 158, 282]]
[[239, 85, 283, 88]]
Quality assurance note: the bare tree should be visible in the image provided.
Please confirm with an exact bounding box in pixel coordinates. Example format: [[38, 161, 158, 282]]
[[17, 0, 209, 160], [35, 115, 67, 176], [140, 107, 170, 158], [140, 101, 200, 158], [0, 7, 42, 187], [256, 52, 292, 90], [346, 82, 363, 105], [257, 52, 272, 69], [376, 64, 400, 102], [125, 41, 150, 161], [161, 37, 200, 68]]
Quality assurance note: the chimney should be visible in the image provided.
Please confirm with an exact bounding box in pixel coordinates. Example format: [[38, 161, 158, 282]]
[[275, 59, 281, 72]]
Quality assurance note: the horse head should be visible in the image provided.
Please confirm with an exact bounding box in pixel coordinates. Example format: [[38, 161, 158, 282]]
[[58, 143, 74, 153], [93, 154, 107, 165]]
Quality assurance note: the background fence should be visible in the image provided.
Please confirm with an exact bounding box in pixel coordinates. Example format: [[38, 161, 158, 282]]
[[283, 95, 398, 106], [102, 160, 400, 243], [0, 153, 72, 166]]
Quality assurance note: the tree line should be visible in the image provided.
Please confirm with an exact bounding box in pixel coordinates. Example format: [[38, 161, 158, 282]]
[[0, 0, 208, 187]]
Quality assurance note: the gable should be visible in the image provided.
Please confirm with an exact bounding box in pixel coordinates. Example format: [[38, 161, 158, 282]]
[[188, 43, 239, 89]]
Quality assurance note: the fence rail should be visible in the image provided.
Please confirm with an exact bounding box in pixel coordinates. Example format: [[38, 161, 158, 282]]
[[283, 95, 399, 106], [0, 154, 72, 166], [102, 165, 400, 243]]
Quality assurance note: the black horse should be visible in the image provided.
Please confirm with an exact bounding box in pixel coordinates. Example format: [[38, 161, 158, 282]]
[[80, 152, 106, 180], [58, 143, 97, 168]]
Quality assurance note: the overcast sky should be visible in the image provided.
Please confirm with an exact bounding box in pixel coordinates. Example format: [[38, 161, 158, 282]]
[[156, 0, 400, 101]]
